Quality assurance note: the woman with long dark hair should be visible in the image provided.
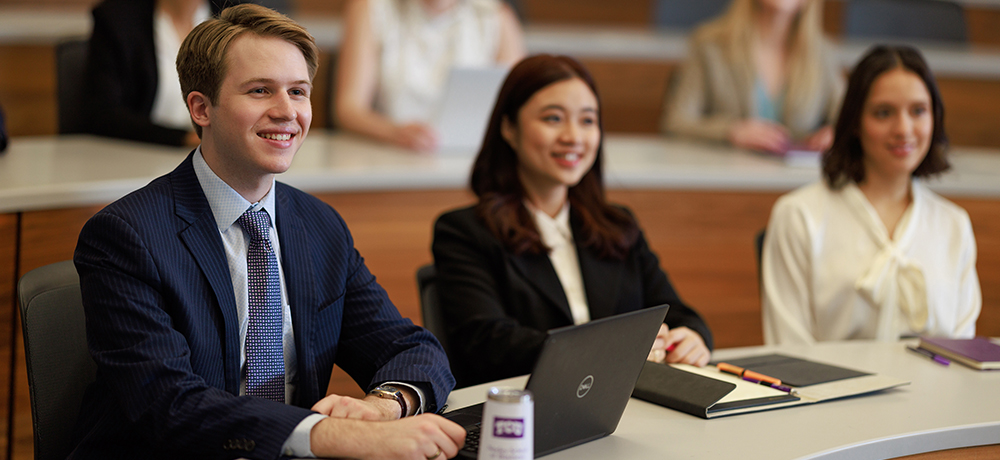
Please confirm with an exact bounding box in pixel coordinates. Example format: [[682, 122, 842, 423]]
[[432, 55, 713, 387], [762, 45, 981, 345]]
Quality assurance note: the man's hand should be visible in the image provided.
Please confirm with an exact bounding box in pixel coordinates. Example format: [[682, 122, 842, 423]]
[[311, 394, 395, 421], [647, 324, 710, 367], [310, 414, 466, 460]]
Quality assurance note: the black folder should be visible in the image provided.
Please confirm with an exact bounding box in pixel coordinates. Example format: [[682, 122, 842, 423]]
[[632, 354, 909, 419]]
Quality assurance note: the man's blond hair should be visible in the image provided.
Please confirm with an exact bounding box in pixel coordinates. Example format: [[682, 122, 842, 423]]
[[177, 3, 318, 135]]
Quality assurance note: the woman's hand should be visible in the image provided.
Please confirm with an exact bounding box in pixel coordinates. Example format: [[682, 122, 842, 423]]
[[728, 119, 790, 154], [802, 125, 834, 152], [393, 122, 439, 152], [647, 324, 710, 367]]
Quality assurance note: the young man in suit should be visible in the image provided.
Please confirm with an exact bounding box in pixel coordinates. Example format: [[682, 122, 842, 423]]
[[72, 4, 464, 459]]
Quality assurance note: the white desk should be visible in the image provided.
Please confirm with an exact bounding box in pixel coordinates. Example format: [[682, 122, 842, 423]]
[[3, 132, 1000, 214], [446, 341, 1000, 459]]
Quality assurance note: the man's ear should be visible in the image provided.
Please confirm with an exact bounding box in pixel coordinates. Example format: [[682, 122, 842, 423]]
[[187, 91, 211, 129], [501, 116, 517, 149]]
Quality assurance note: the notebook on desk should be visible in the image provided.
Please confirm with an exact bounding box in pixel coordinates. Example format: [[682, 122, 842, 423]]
[[431, 67, 509, 153], [444, 305, 669, 458], [918, 336, 1000, 370], [633, 353, 909, 419]]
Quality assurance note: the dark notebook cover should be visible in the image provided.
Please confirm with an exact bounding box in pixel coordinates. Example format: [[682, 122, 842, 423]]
[[714, 353, 870, 387], [631, 362, 798, 419]]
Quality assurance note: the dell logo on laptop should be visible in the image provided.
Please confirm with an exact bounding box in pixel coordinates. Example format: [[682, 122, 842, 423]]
[[577, 375, 594, 398]]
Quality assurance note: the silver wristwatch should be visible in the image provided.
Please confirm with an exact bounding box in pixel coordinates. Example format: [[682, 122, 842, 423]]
[[369, 384, 408, 418]]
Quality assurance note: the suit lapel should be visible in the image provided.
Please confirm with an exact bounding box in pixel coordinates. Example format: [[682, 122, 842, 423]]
[[572, 213, 623, 321], [274, 185, 320, 405], [509, 251, 574, 324], [171, 154, 243, 394]]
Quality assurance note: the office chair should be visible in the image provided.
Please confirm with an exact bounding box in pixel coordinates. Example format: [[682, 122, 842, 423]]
[[416, 264, 470, 386], [754, 228, 766, 288], [652, 0, 730, 30], [417, 264, 449, 350], [17, 260, 96, 460], [844, 0, 968, 44], [55, 39, 89, 134]]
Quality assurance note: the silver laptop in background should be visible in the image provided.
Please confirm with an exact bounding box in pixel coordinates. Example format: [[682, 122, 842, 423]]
[[432, 67, 509, 154], [445, 304, 670, 458]]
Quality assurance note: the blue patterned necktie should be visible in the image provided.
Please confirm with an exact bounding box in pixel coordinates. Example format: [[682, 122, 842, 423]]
[[238, 208, 285, 403]]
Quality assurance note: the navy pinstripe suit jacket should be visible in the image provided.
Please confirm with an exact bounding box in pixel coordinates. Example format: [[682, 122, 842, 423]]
[[71, 153, 454, 459]]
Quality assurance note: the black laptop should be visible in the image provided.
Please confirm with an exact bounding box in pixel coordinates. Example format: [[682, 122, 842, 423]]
[[444, 304, 670, 458]]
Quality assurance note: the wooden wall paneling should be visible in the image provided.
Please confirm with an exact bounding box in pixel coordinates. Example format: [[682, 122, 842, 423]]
[[0, 0, 96, 6], [521, 0, 653, 26], [952, 197, 1000, 339], [313, 190, 475, 398], [0, 45, 57, 137], [937, 78, 1000, 149], [1, 214, 18, 460], [311, 51, 331, 131], [608, 190, 781, 349], [294, 0, 347, 16], [822, 0, 844, 38], [581, 60, 675, 133], [967, 8, 1000, 46]]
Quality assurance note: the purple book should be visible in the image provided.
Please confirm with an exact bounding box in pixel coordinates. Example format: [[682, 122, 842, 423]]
[[918, 337, 1000, 370]]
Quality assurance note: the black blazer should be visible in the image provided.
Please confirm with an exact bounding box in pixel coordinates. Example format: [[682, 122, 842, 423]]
[[432, 206, 713, 387], [71, 153, 453, 459], [82, 0, 238, 146]]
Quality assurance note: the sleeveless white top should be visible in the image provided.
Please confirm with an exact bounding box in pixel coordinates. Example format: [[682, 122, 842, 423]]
[[370, 0, 502, 123], [151, 2, 211, 130]]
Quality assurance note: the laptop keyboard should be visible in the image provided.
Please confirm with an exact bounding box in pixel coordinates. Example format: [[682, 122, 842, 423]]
[[460, 422, 482, 455]]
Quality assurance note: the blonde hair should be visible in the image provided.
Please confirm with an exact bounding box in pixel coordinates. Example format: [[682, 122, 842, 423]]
[[177, 3, 318, 135], [697, 0, 827, 128]]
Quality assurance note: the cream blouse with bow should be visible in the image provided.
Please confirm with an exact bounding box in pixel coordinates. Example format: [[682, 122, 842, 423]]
[[761, 180, 981, 345]]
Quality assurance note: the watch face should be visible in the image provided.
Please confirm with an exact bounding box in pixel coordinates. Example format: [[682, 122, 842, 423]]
[[372, 385, 407, 417]]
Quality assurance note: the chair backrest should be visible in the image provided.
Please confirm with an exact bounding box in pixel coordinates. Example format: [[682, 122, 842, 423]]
[[652, 0, 730, 29], [416, 264, 448, 349], [754, 228, 766, 291], [56, 39, 89, 134], [844, 0, 968, 44], [416, 263, 470, 385], [17, 260, 96, 460]]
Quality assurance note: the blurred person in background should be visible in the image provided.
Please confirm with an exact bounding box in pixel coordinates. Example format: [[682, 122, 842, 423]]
[[662, 0, 844, 154], [335, 0, 525, 152], [82, 0, 242, 146]]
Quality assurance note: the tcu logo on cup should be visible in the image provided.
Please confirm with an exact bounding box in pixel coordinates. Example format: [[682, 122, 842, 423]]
[[492, 417, 525, 438]]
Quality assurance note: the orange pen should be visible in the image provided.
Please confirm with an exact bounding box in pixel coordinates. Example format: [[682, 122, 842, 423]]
[[716, 362, 782, 386]]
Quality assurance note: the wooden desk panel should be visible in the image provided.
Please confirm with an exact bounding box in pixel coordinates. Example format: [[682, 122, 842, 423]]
[[11, 205, 103, 460], [1, 214, 17, 460]]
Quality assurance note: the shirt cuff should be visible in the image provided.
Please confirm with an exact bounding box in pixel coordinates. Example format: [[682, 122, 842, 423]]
[[281, 413, 327, 458], [382, 381, 426, 415]]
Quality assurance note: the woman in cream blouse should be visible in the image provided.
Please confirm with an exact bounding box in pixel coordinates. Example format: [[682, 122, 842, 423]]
[[761, 45, 981, 345], [662, 0, 843, 154]]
